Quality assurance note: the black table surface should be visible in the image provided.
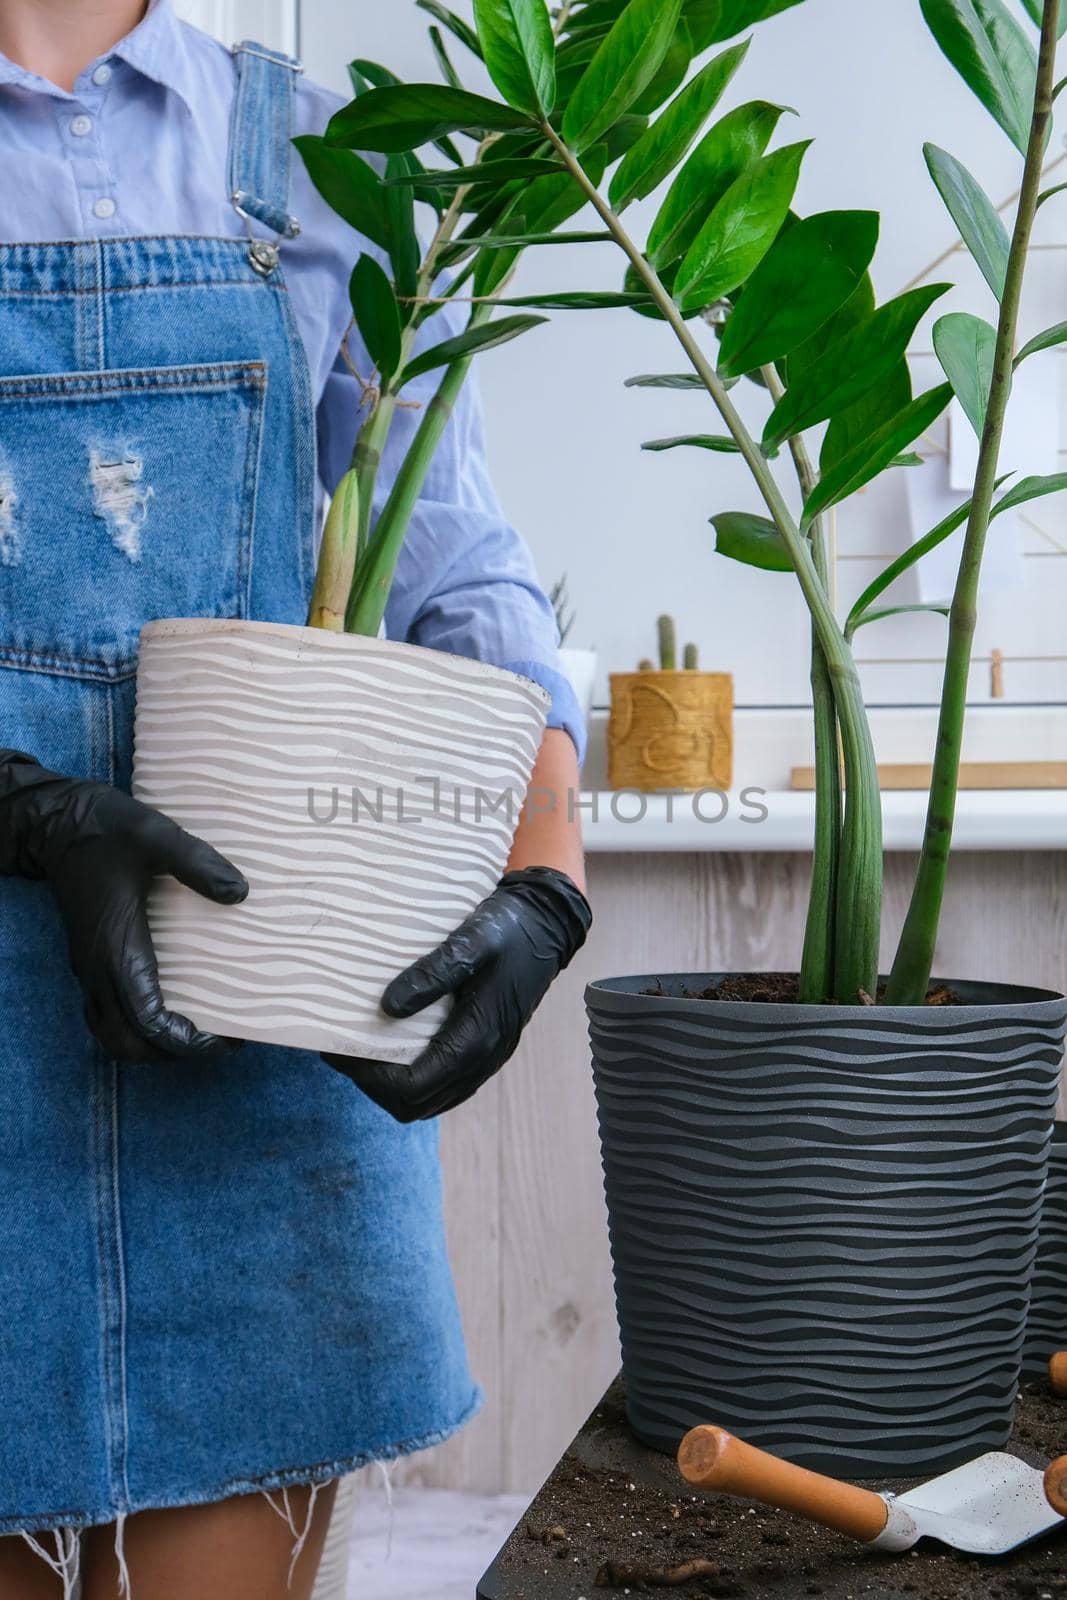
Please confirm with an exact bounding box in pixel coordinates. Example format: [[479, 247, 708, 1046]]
[[476, 1376, 1067, 1600]]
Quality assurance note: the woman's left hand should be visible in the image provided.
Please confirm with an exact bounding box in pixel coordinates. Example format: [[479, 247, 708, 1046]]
[[323, 865, 591, 1122]]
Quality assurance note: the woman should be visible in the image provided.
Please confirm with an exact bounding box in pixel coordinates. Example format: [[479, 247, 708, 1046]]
[[0, 3, 590, 1596]]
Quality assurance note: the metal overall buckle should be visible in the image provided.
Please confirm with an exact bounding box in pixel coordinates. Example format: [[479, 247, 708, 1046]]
[[231, 191, 301, 277]]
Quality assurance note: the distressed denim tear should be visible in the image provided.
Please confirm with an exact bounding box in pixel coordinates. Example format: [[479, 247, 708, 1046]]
[[0, 459, 21, 567], [89, 447, 153, 562]]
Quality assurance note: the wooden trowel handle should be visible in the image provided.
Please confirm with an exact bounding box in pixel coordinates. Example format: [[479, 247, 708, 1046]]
[[677, 1426, 890, 1544]]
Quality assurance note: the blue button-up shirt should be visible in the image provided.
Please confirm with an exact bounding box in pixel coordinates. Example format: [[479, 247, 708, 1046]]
[[0, 0, 583, 757]]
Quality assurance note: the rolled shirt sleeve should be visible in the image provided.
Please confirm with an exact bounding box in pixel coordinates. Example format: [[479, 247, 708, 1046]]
[[316, 296, 586, 765]]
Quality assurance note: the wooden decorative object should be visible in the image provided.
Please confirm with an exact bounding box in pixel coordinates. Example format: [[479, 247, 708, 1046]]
[[791, 761, 1067, 791], [608, 671, 733, 792]]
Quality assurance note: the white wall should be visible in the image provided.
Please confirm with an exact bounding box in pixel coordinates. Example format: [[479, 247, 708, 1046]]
[[174, 0, 296, 53], [300, 3, 1066, 722]]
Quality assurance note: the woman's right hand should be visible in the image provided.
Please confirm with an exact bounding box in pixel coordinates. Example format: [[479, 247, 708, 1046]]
[[0, 750, 248, 1062]]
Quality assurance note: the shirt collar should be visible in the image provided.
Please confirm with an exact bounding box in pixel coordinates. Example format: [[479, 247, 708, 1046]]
[[112, 0, 200, 113], [0, 1, 200, 110]]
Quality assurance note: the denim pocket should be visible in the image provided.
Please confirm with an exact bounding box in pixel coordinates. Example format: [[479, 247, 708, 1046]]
[[0, 362, 267, 682]]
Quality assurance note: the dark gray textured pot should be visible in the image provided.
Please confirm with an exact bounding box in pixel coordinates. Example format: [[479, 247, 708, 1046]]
[[586, 974, 1067, 1479], [1022, 1120, 1067, 1381]]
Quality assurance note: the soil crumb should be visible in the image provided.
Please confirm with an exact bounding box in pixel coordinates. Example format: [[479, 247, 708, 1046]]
[[645, 974, 963, 1006]]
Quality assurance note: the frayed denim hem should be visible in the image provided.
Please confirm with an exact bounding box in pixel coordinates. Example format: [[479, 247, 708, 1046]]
[[0, 1383, 484, 1539]]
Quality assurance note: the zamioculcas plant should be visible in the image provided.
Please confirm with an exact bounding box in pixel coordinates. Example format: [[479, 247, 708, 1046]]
[[327, 0, 1065, 1007]]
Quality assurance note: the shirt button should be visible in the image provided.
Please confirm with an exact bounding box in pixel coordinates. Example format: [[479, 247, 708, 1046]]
[[71, 114, 93, 137], [93, 198, 116, 220], [92, 64, 112, 86]]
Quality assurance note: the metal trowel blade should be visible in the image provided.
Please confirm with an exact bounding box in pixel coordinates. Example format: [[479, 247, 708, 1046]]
[[896, 1452, 1064, 1555]]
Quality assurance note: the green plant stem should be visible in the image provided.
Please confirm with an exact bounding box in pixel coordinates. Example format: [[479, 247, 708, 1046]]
[[346, 301, 494, 635], [350, 385, 401, 556], [887, 0, 1059, 1004], [763, 366, 842, 1003], [543, 121, 881, 998], [342, 140, 496, 621]]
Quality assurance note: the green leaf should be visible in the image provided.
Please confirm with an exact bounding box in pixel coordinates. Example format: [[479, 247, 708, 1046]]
[[349, 57, 401, 92], [717, 211, 880, 377], [851, 601, 951, 631], [383, 154, 420, 300], [325, 85, 532, 153], [416, 0, 485, 57], [685, 0, 806, 49], [642, 433, 741, 451], [993, 471, 1067, 513], [1020, 0, 1067, 36], [933, 311, 997, 436], [1038, 179, 1067, 206], [785, 273, 875, 385], [400, 313, 547, 384], [630, 19, 694, 117], [429, 25, 464, 90], [384, 157, 563, 186], [599, 115, 651, 162], [350, 56, 465, 166], [492, 290, 651, 307], [820, 360, 912, 475], [844, 470, 1012, 631], [454, 229, 613, 247], [711, 511, 793, 571], [624, 371, 706, 387], [920, 0, 1037, 152], [647, 101, 788, 268], [562, 0, 685, 152], [609, 40, 749, 208], [675, 141, 809, 311], [924, 144, 1010, 299], [565, 1, 630, 28], [1015, 319, 1067, 364], [802, 385, 954, 523], [293, 137, 391, 251], [764, 284, 950, 449], [473, 0, 556, 114], [349, 254, 403, 380]]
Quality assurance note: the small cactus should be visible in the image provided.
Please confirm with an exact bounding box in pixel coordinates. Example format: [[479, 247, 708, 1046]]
[[636, 622, 701, 671], [657, 614, 677, 671]]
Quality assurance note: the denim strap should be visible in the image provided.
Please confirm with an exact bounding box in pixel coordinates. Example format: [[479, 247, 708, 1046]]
[[229, 41, 303, 267]]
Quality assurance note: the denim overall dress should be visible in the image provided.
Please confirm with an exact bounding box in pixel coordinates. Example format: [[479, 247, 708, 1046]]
[[0, 44, 478, 1536]]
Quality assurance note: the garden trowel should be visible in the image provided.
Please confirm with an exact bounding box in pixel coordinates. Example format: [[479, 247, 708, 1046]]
[[677, 1424, 1065, 1556]]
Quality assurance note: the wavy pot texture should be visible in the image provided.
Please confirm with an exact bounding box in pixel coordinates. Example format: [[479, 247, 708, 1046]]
[[586, 974, 1067, 1478], [133, 619, 549, 1063], [1022, 1121, 1067, 1381]]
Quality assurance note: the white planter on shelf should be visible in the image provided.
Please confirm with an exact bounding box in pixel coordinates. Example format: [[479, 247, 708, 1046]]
[[132, 619, 548, 1062], [559, 646, 598, 722]]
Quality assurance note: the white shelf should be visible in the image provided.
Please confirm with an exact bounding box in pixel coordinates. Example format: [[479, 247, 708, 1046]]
[[580, 788, 1067, 853]]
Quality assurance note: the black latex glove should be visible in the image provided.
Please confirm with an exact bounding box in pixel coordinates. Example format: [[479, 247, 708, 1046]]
[[325, 865, 591, 1123], [0, 749, 248, 1062]]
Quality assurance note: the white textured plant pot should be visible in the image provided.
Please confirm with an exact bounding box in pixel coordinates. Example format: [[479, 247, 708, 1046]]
[[132, 619, 549, 1062], [559, 646, 597, 722]]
